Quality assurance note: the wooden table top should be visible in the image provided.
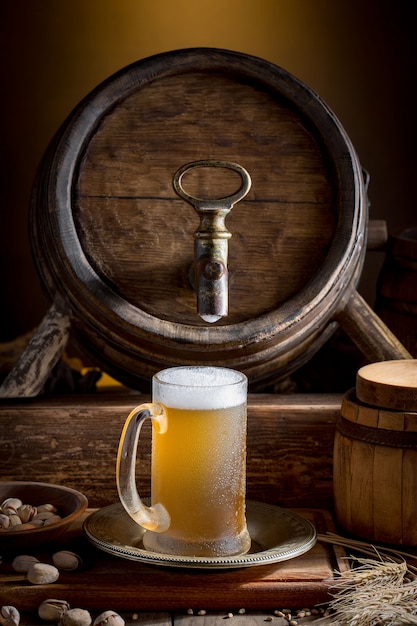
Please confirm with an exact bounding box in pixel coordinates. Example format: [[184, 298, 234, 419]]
[[1, 508, 343, 623]]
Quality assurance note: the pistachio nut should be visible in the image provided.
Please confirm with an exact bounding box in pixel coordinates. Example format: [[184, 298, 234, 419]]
[[36, 504, 58, 514], [27, 562, 60, 585], [10, 522, 37, 532], [12, 555, 40, 573], [7, 514, 21, 527], [52, 551, 83, 571], [0, 606, 20, 626], [32, 511, 57, 522], [38, 599, 70, 621], [61, 608, 92, 626], [17, 504, 37, 523], [43, 514, 62, 526], [0, 514, 10, 530], [1, 498, 23, 513], [93, 611, 125, 626]]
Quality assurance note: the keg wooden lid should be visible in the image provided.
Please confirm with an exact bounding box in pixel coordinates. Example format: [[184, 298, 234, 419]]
[[356, 360, 417, 411]]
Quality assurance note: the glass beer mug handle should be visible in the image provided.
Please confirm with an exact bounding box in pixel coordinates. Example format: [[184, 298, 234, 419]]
[[116, 402, 170, 532]]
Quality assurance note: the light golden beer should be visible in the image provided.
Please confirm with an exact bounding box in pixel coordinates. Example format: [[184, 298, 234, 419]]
[[117, 366, 250, 558], [145, 405, 248, 556]]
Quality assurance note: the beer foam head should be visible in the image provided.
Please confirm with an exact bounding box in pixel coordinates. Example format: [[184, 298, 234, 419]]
[[153, 366, 247, 410]]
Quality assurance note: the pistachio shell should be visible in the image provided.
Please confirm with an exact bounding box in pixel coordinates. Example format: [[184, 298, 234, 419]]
[[0, 606, 20, 626], [36, 504, 58, 514], [0, 514, 10, 530], [17, 504, 37, 523], [12, 555, 40, 573], [32, 511, 56, 522], [52, 551, 83, 571], [1, 498, 23, 513], [61, 608, 92, 626], [27, 562, 60, 585], [38, 599, 70, 621], [93, 611, 125, 626], [43, 514, 62, 526], [10, 522, 37, 532], [7, 514, 22, 528]]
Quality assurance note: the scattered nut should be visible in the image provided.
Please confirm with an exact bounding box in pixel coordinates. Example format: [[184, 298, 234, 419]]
[[0, 606, 20, 626], [38, 599, 70, 621], [27, 563, 60, 585], [12, 555, 40, 573], [61, 608, 92, 626], [53, 551, 83, 571], [93, 611, 125, 626]]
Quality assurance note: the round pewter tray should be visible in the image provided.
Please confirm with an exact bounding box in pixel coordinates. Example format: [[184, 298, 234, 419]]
[[84, 500, 316, 569]]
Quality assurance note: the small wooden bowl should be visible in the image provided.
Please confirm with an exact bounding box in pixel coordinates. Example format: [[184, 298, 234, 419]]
[[0, 481, 88, 552]]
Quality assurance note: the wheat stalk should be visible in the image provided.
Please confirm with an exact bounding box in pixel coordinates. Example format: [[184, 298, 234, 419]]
[[315, 533, 417, 625]]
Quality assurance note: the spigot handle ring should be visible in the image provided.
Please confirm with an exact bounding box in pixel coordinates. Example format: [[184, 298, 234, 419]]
[[173, 160, 251, 209]]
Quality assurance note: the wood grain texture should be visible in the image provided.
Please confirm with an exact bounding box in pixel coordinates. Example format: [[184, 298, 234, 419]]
[[16, 614, 327, 626], [333, 389, 417, 545], [356, 359, 417, 410], [0, 393, 341, 510], [0, 508, 346, 612], [0, 302, 72, 398], [336, 289, 412, 363], [30, 48, 368, 390]]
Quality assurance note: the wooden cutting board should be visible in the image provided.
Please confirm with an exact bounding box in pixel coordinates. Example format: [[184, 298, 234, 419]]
[[0, 508, 347, 612]]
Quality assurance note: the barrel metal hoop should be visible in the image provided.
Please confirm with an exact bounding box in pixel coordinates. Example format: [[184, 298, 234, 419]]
[[337, 415, 417, 449]]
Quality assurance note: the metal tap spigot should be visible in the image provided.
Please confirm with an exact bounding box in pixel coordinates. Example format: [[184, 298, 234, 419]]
[[173, 160, 251, 323]]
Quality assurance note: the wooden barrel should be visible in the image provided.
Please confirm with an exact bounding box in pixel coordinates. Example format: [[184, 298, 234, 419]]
[[334, 360, 417, 545], [375, 227, 417, 357], [30, 47, 369, 390]]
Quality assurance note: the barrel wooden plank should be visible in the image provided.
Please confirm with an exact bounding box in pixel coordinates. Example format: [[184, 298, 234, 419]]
[[334, 388, 417, 545], [403, 448, 417, 545]]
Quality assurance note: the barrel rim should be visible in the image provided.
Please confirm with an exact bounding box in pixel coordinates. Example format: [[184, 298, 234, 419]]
[[31, 47, 367, 352]]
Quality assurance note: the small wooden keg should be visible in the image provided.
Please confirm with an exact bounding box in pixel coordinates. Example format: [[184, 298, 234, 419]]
[[334, 360, 417, 545]]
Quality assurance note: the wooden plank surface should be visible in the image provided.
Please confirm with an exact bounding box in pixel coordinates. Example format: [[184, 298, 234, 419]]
[[17, 612, 327, 626], [0, 508, 345, 613], [0, 393, 341, 510]]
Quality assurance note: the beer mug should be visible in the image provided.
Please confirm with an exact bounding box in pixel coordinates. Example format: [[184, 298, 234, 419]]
[[116, 366, 251, 557]]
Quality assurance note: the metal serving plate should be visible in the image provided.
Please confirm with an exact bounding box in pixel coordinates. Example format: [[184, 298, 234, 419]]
[[84, 500, 316, 569]]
